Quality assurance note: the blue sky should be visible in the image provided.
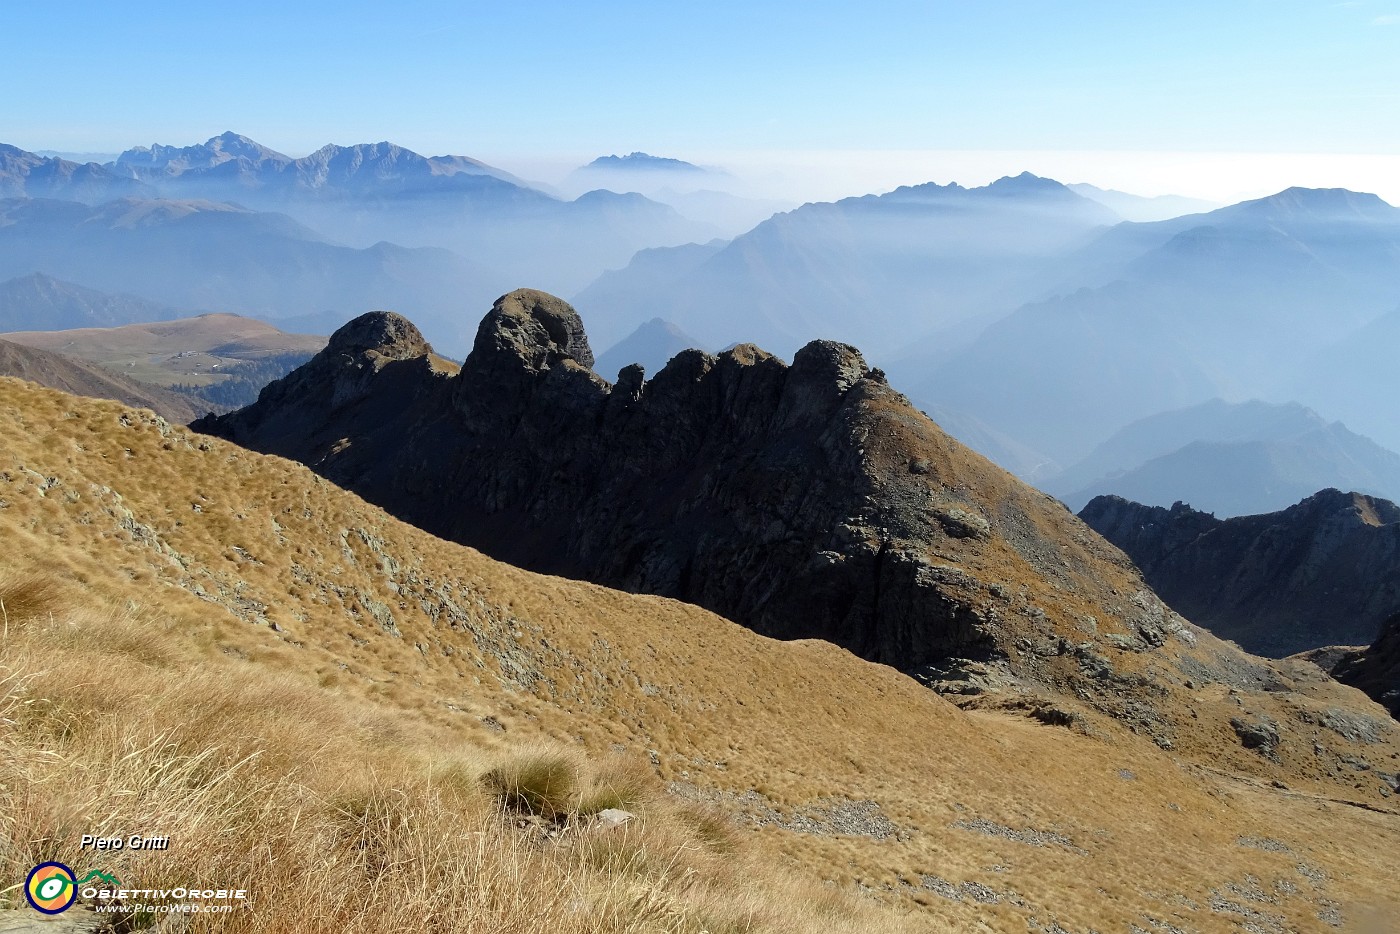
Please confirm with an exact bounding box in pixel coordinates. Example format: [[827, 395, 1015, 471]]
[[5, 1, 1400, 200]]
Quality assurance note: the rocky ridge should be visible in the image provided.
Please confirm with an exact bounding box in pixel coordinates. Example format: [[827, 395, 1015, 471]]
[[1080, 491, 1400, 657], [1305, 614, 1400, 719], [194, 290, 1400, 791]]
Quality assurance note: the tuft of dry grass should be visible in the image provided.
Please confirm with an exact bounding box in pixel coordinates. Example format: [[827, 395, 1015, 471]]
[[483, 747, 584, 820], [0, 572, 60, 632]]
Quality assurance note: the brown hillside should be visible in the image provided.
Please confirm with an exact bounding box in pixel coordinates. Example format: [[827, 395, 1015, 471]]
[[4, 379, 1399, 931], [0, 338, 205, 422], [2, 312, 326, 390]]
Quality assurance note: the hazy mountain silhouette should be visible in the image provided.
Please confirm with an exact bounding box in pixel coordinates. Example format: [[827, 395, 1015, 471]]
[[0, 197, 497, 352], [1046, 400, 1400, 516], [571, 173, 1120, 358], [593, 318, 706, 380], [919, 187, 1400, 463], [573, 240, 728, 348], [101, 134, 716, 294], [566, 151, 722, 196], [583, 152, 709, 172], [919, 402, 1062, 482], [0, 144, 153, 202], [0, 273, 187, 330], [1066, 183, 1218, 222], [1289, 302, 1400, 453]]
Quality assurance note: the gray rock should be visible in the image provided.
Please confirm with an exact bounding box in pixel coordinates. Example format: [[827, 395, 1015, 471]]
[[594, 808, 635, 828], [1231, 716, 1280, 758]]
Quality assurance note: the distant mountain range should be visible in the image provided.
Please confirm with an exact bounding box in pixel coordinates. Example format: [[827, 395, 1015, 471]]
[[582, 152, 708, 173], [0, 197, 496, 352], [1081, 489, 1400, 657], [0, 272, 188, 330], [0, 143, 152, 202], [105, 133, 718, 292], [917, 187, 1400, 462], [9, 134, 1400, 492], [1066, 183, 1218, 222], [1045, 399, 1400, 516], [571, 172, 1119, 357], [577, 178, 1400, 508], [564, 153, 774, 234], [0, 136, 719, 298], [111, 131, 542, 199]]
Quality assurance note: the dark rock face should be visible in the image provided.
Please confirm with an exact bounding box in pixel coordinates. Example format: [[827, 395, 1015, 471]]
[[199, 291, 1207, 683], [1327, 614, 1400, 719], [1080, 491, 1400, 657]]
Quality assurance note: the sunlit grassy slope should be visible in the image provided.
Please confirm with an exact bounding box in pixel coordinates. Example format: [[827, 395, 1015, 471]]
[[1, 377, 1397, 932]]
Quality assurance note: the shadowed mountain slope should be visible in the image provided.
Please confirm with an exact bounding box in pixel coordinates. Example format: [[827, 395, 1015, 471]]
[[1329, 614, 1400, 719], [193, 290, 1400, 796], [1080, 491, 1400, 657], [1299, 614, 1400, 722]]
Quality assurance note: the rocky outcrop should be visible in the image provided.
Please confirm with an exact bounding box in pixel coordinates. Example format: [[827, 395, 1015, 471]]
[[1080, 491, 1400, 657], [1315, 614, 1400, 719], [201, 290, 1151, 673], [199, 291, 1400, 770]]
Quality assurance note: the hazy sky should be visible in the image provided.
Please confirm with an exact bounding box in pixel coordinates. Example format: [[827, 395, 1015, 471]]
[[6, 0, 1400, 202]]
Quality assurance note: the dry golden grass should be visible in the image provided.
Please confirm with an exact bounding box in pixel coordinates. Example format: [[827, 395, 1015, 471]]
[[0, 377, 1397, 932], [0, 603, 928, 934]]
